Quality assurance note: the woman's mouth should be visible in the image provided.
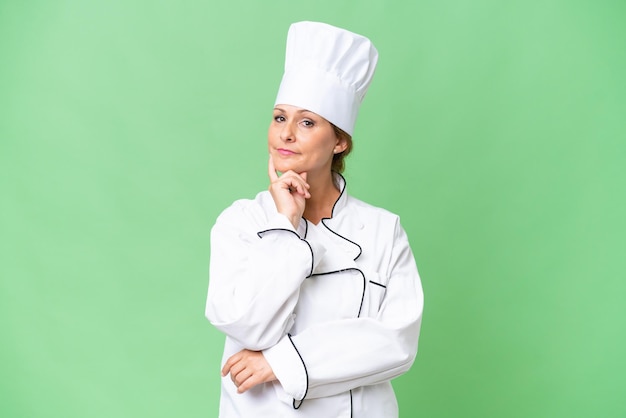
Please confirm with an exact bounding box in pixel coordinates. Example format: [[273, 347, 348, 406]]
[[277, 148, 297, 156]]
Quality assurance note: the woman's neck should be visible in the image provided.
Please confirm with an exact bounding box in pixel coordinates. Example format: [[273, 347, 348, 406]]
[[303, 171, 340, 225]]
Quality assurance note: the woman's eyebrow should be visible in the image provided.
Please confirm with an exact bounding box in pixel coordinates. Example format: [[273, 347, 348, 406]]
[[273, 106, 315, 116]]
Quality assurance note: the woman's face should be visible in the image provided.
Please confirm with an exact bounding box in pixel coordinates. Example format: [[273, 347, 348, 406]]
[[268, 104, 347, 175]]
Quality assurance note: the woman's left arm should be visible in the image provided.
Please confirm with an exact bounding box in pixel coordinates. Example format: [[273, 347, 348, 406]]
[[233, 218, 424, 402]]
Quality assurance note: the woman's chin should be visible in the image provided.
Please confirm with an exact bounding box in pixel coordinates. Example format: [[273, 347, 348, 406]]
[[274, 162, 303, 174]]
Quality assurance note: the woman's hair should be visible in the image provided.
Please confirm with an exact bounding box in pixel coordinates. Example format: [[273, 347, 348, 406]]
[[331, 124, 353, 173]]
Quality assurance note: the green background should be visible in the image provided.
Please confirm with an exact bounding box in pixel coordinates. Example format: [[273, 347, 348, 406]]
[[1, 1, 624, 417]]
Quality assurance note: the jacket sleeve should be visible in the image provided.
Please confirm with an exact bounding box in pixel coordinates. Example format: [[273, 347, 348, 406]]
[[263, 217, 423, 401], [205, 202, 325, 350]]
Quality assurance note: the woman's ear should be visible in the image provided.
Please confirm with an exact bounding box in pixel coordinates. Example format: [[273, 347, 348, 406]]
[[334, 137, 348, 154]]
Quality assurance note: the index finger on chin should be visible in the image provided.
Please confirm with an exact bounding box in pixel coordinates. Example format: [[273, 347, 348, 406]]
[[268, 155, 279, 182]]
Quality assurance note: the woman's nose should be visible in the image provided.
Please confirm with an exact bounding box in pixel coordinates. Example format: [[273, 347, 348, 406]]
[[280, 122, 295, 142]]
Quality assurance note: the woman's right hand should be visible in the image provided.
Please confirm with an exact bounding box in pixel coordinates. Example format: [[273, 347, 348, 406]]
[[268, 155, 310, 229]]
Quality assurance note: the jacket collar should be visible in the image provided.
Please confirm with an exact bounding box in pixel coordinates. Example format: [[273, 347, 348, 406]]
[[308, 172, 363, 274], [293, 171, 349, 238], [329, 171, 349, 217]]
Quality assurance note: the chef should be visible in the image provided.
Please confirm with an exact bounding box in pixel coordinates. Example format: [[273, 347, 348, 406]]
[[206, 21, 424, 418]]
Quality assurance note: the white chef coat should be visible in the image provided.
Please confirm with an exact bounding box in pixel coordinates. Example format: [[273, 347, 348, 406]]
[[206, 174, 424, 417]]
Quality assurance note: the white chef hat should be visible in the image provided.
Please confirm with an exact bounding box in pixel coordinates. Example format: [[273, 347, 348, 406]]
[[274, 21, 379, 136]]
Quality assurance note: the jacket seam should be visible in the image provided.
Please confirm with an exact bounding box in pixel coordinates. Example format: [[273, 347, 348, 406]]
[[350, 389, 353, 418], [310, 268, 366, 318], [321, 218, 363, 260], [369, 280, 387, 289], [288, 333, 309, 409]]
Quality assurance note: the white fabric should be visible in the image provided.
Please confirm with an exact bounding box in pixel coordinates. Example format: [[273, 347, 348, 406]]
[[274, 21, 378, 136], [206, 175, 423, 417]]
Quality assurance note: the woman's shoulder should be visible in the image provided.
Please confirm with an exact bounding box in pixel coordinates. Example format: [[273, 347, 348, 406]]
[[344, 193, 400, 223], [214, 191, 275, 226], [343, 194, 412, 245]]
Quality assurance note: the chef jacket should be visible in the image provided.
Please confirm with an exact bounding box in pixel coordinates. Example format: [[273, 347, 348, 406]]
[[206, 174, 424, 417]]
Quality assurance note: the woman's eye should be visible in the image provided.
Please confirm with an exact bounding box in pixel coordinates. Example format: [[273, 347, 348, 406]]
[[274, 115, 285, 123], [301, 120, 314, 127]]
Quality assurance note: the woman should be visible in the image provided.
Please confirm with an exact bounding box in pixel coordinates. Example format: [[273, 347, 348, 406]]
[[206, 21, 424, 417]]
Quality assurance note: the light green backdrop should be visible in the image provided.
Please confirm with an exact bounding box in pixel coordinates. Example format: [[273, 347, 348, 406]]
[[1, 1, 624, 417]]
